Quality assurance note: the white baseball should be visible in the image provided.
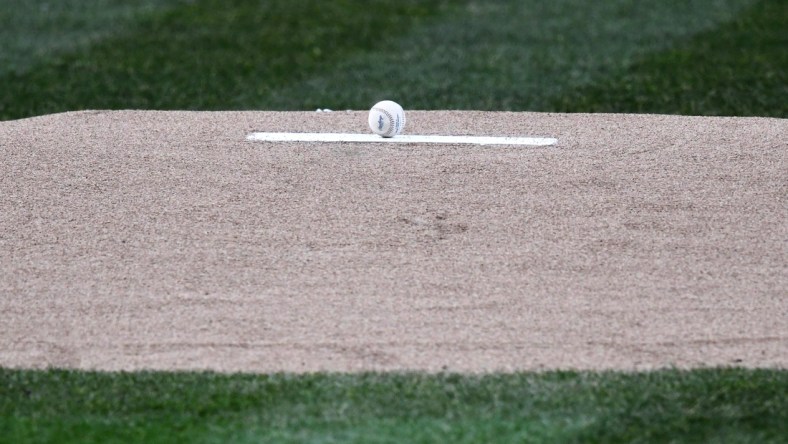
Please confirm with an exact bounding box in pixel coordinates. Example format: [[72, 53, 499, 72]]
[[368, 100, 405, 138]]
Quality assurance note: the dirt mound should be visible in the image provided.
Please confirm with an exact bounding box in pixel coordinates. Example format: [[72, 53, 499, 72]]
[[1, 111, 785, 372]]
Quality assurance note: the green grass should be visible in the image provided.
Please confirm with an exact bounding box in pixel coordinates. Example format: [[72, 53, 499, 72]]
[[2, 368, 786, 443], [551, 0, 788, 116], [0, 0, 455, 119], [2, 0, 786, 119], [0, 0, 185, 74]]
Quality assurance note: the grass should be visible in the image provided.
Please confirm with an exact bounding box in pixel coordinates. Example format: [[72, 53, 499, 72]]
[[550, 0, 788, 116], [2, 0, 786, 119], [2, 368, 787, 443], [0, 0, 185, 74], [0, 0, 455, 119]]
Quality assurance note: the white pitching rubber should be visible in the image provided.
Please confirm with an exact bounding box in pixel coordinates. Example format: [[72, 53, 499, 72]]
[[246, 132, 557, 146]]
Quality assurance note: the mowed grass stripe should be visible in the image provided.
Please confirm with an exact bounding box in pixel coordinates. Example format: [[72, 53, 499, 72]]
[[264, 0, 759, 112], [1, 368, 786, 443], [550, 0, 788, 117], [0, 0, 185, 74], [0, 0, 765, 120]]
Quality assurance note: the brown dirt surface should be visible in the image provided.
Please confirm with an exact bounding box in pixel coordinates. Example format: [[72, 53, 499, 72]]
[[1, 110, 786, 373]]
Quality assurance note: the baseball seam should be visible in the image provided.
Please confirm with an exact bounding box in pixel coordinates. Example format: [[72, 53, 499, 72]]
[[373, 108, 396, 137]]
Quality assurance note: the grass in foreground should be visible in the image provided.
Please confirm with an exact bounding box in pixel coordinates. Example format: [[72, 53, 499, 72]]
[[2, 368, 786, 443]]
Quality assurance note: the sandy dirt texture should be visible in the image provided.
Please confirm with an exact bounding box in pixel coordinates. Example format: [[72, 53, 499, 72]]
[[0, 110, 786, 373]]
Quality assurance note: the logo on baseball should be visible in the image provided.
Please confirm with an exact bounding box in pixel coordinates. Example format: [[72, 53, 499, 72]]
[[368, 100, 405, 138]]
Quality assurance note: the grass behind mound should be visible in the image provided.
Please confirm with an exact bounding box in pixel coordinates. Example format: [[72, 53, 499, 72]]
[[3, 0, 785, 119], [550, 0, 788, 117], [2, 368, 786, 443], [0, 0, 454, 120], [0, 0, 185, 74]]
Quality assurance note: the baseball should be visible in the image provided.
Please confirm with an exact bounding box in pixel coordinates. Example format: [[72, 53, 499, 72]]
[[368, 100, 405, 138]]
